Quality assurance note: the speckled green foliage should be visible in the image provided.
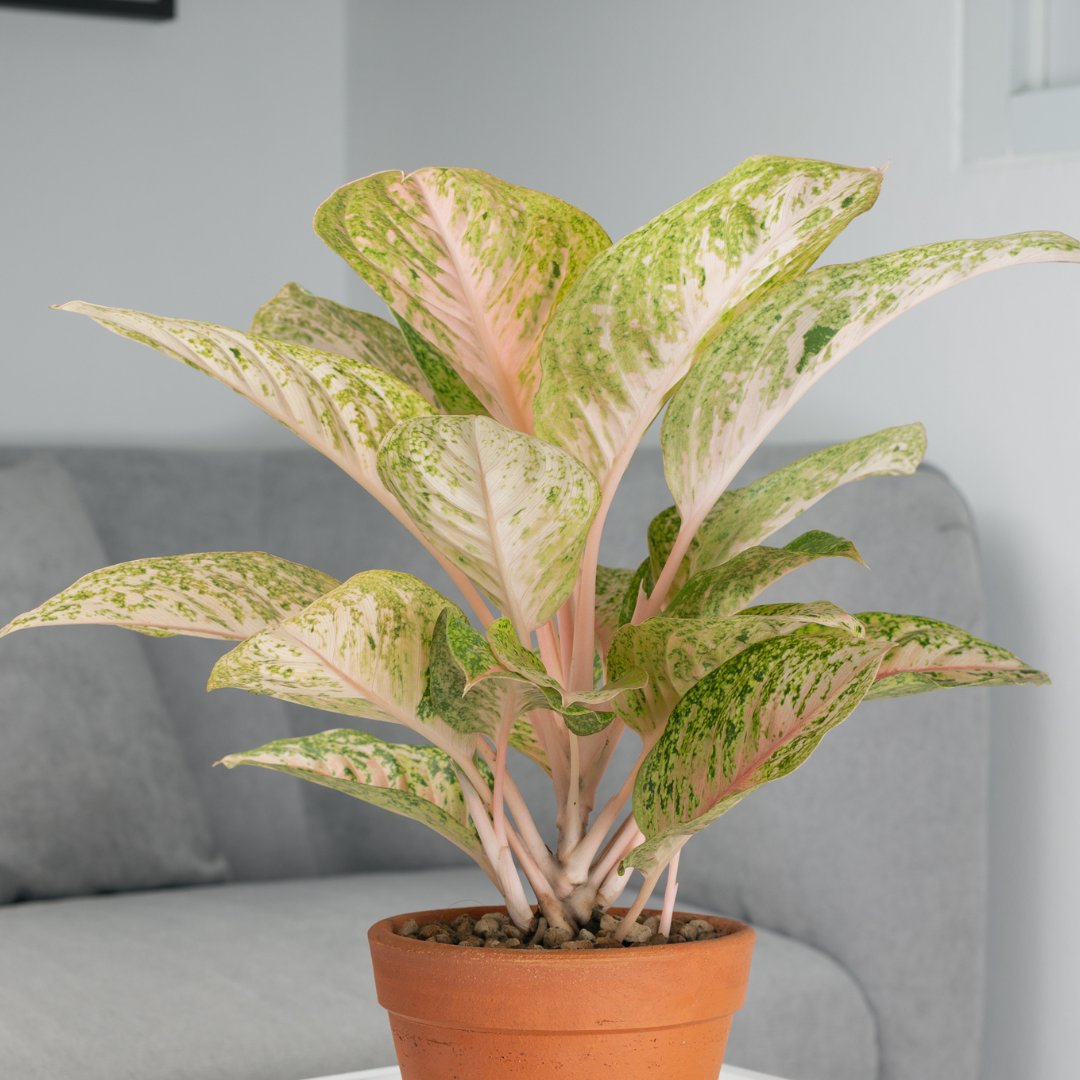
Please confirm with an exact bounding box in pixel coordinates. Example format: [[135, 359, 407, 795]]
[[649, 424, 926, 597], [484, 618, 644, 735], [59, 302, 436, 512], [0, 552, 339, 641], [607, 602, 866, 740], [594, 564, 636, 656], [251, 282, 441, 409], [625, 633, 889, 873], [377, 415, 601, 633], [208, 570, 475, 760], [664, 531, 864, 620], [858, 612, 1050, 698], [509, 716, 551, 776], [392, 315, 490, 416], [617, 559, 655, 628], [423, 609, 585, 737], [33, 158, 1068, 911], [219, 728, 488, 863], [534, 157, 883, 485], [314, 168, 610, 432], [424, 608, 505, 737], [662, 233, 1080, 536]]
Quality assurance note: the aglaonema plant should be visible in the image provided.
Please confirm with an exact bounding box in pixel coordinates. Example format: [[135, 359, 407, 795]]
[[4, 157, 1069, 939]]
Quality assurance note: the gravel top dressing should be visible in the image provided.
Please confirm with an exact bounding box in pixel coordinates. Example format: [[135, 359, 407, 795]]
[[397, 909, 729, 950]]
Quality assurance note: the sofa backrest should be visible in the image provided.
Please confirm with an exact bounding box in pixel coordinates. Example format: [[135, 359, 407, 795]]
[[4, 443, 989, 1080]]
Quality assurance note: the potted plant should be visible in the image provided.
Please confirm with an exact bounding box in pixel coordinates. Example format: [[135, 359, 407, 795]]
[[4, 156, 1072, 1080]]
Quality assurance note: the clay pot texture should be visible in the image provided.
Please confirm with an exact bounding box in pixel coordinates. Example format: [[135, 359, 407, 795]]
[[368, 905, 755, 1079]]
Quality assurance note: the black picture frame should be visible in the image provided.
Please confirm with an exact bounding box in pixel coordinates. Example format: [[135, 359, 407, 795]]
[[0, 0, 174, 18]]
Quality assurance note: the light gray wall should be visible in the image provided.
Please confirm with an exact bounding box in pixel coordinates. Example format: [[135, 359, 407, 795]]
[[346, 4, 1075, 1080], [0, 0, 350, 447]]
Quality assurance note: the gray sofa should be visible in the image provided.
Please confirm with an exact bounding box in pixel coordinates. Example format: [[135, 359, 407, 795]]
[[0, 442, 989, 1080]]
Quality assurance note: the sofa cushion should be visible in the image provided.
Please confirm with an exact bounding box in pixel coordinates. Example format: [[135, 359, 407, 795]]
[[0, 867, 877, 1080], [0, 454, 227, 902]]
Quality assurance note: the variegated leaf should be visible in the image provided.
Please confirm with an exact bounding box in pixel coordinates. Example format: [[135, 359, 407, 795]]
[[534, 156, 883, 487], [607, 602, 865, 739], [485, 618, 645, 706], [664, 531, 864, 620], [624, 633, 889, 873], [58, 303, 435, 520], [208, 570, 474, 759], [0, 552, 339, 641], [315, 167, 610, 432], [219, 728, 489, 864], [424, 608, 506, 737], [858, 613, 1050, 698], [250, 281, 440, 408], [390, 314, 489, 416], [483, 619, 645, 736], [595, 564, 635, 656], [648, 424, 926, 598], [660, 233, 1080, 593], [377, 415, 601, 633], [424, 607, 568, 736], [509, 716, 551, 775], [618, 558, 655, 628]]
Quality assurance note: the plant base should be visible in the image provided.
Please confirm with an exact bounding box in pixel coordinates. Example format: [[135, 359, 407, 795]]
[[368, 904, 755, 1080]]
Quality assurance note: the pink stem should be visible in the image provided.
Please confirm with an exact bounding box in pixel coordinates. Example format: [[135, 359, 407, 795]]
[[477, 738, 567, 891], [504, 827, 574, 931], [659, 850, 681, 936], [614, 864, 664, 941], [532, 708, 570, 806], [492, 704, 513, 848], [577, 719, 626, 824], [536, 619, 564, 686], [453, 572, 496, 628], [458, 771, 534, 928], [596, 842, 641, 909], [568, 511, 606, 691], [565, 740, 647, 880], [557, 598, 575, 683], [633, 518, 696, 624], [590, 815, 643, 887], [558, 732, 583, 858]]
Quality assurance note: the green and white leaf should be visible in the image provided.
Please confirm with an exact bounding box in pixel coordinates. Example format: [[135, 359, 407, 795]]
[[208, 570, 475, 760], [618, 558, 656, 628], [663, 531, 864, 620], [595, 564, 636, 656], [0, 552, 339, 641], [219, 728, 490, 865], [314, 167, 610, 432], [858, 613, 1050, 698], [58, 303, 436, 520], [624, 634, 889, 873], [250, 281, 440, 408], [661, 233, 1080, 571], [648, 423, 926, 597], [482, 620, 643, 736], [607, 602, 865, 740], [485, 618, 646, 708], [378, 415, 601, 633], [509, 716, 551, 776], [423, 608, 506, 737], [534, 156, 883, 486], [391, 313, 488, 416], [423, 610, 626, 740]]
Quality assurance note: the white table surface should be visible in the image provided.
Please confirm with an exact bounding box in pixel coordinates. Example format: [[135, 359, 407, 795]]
[[305, 1065, 783, 1080]]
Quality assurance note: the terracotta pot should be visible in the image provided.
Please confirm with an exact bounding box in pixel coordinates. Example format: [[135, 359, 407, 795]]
[[368, 905, 755, 1079]]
